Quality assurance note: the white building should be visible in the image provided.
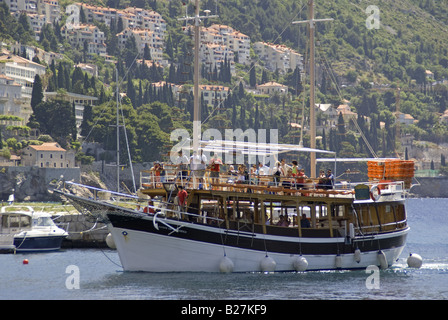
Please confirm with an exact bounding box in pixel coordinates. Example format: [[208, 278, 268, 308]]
[[117, 27, 163, 60], [186, 24, 250, 68], [199, 84, 230, 106], [0, 51, 46, 99], [0, 74, 30, 123], [257, 81, 289, 95], [60, 23, 106, 56], [253, 42, 303, 74], [200, 42, 235, 75]]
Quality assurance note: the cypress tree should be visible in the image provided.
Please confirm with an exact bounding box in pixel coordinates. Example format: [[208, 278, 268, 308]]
[[31, 74, 43, 111]]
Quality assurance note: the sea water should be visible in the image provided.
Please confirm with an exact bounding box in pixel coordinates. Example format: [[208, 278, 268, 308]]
[[0, 198, 447, 301]]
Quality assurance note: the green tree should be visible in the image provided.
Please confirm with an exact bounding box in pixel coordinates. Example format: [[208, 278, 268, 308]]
[[30, 74, 43, 111], [33, 99, 76, 148]]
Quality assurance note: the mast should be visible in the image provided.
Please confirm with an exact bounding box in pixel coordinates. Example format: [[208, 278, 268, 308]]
[[293, 0, 332, 178], [179, 0, 218, 154], [193, 0, 200, 154], [116, 67, 120, 192]]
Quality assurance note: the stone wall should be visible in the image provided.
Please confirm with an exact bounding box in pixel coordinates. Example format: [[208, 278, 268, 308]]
[[410, 177, 448, 198], [0, 166, 81, 202]]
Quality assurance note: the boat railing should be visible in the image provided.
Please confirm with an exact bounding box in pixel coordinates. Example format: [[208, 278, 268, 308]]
[[140, 167, 406, 200], [356, 218, 408, 234], [60, 181, 224, 226]]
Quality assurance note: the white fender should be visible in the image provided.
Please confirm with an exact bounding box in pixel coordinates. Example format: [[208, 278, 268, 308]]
[[335, 254, 342, 269], [260, 256, 276, 272], [354, 248, 361, 263], [378, 250, 388, 269], [407, 253, 423, 269], [105, 233, 116, 249], [293, 256, 308, 272], [349, 223, 355, 239]]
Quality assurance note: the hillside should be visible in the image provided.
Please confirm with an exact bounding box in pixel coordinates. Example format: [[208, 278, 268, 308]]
[[0, 0, 447, 174]]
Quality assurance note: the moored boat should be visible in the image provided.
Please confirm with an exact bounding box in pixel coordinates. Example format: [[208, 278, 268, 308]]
[[0, 206, 68, 253]]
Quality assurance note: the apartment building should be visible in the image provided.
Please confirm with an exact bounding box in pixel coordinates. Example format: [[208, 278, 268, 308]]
[[190, 24, 250, 68], [60, 23, 106, 56], [117, 27, 163, 60], [0, 74, 29, 122], [199, 84, 230, 106], [200, 42, 235, 75], [121, 7, 166, 35], [206, 25, 251, 65], [0, 51, 46, 99], [72, 3, 167, 61], [253, 42, 303, 74], [3, 0, 60, 39]]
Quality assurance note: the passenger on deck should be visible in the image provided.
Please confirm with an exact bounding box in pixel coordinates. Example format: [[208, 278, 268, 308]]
[[143, 200, 155, 214], [177, 185, 188, 215], [296, 168, 308, 189], [209, 155, 222, 185], [273, 161, 282, 185], [280, 159, 290, 177], [250, 164, 257, 184], [317, 170, 327, 189], [276, 215, 289, 227], [190, 149, 207, 188], [175, 150, 190, 184], [326, 169, 334, 189], [300, 214, 311, 228]]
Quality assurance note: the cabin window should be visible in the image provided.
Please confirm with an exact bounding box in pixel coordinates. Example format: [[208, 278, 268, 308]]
[[332, 205, 345, 217], [385, 205, 391, 213]]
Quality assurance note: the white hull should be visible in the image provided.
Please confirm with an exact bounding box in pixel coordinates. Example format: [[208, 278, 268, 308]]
[[109, 224, 408, 272]]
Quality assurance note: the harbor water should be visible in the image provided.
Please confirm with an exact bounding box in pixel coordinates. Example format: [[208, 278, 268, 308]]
[[0, 198, 447, 301]]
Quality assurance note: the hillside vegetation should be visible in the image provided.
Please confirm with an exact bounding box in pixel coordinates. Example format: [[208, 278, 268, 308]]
[[2, 0, 448, 171]]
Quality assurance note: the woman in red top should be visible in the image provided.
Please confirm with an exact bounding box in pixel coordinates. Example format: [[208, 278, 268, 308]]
[[209, 155, 222, 185]]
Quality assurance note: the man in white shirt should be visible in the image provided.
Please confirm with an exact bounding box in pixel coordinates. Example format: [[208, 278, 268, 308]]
[[175, 150, 189, 185], [190, 150, 207, 188]]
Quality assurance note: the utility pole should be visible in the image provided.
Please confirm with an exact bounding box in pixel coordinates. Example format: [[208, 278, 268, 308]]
[[293, 0, 332, 178]]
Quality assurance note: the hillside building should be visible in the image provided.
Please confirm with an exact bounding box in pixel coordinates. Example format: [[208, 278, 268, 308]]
[[21, 142, 75, 168]]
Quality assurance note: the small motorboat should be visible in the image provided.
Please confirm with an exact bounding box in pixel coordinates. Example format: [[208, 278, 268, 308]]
[[0, 206, 68, 253]]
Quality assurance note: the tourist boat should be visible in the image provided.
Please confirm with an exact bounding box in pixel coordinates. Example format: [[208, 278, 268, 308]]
[[0, 206, 68, 253], [55, 0, 412, 272], [57, 153, 412, 272]]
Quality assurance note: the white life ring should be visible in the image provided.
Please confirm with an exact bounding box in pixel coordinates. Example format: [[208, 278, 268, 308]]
[[370, 185, 381, 201]]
